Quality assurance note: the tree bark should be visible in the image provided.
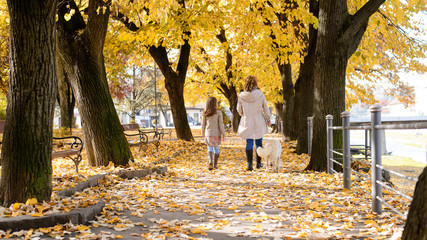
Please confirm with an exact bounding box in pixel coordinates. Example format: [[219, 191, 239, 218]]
[[402, 167, 427, 240], [56, 0, 132, 166], [279, 62, 296, 140], [306, 0, 385, 171], [294, 0, 318, 155], [56, 54, 75, 131], [0, 0, 57, 206]]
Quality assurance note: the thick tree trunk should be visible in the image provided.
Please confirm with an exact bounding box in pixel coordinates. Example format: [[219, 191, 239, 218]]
[[279, 62, 296, 140], [56, 55, 75, 131], [56, 0, 132, 166], [402, 167, 427, 240], [307, 7, 347, 171], [306, 0, 383, 171], [294, 0, 317, 155], [294, 61, 314, 154], [0, 0, 57, 206]]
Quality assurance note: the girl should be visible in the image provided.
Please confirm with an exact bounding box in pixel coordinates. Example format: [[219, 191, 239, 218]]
[[201, 96, 226, 170]]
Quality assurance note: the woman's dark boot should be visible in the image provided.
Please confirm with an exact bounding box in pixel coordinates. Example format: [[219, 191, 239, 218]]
[[256, 153, 263, 168], [246, 149, 253, 171]]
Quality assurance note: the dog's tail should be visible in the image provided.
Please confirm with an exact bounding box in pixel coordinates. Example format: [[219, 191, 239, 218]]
[[256, 146, 268, 159]]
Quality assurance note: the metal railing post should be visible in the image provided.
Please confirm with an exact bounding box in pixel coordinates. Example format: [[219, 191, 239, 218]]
[[370, 104, 383, 214], [326, 115, 334, 174], [365, 129, 369, 161], [307, 117, 313, 156], [342, 111, 351, 190]]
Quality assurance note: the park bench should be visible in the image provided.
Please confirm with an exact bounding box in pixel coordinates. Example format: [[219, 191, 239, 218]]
[[0, 120, 84, 173], [154, 126, 173, 139], [122, 123, 160, 152], [144, 124, 172, 140]]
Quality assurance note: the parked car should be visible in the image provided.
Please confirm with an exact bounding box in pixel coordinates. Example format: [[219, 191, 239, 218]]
[[187, 116, 200, 126]]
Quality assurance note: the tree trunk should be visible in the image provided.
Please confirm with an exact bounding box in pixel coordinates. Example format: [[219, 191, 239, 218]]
[[229, 93, 240, 133], [166, 80, 192, 139], [273, 102, 283, 134], [306, 0, 385, 171], [219, 83, 240, 133], [294, 0, 317, 155], [279, 62, 296, 140], [149, 43, 193, 141], [0, 0, 57, 206], [402, 167, 427, 240], [56, 54, 75, 131], [56, 0, 132, 166]]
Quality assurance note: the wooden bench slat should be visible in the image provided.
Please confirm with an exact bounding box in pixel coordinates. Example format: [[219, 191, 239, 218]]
[[52, 149, 80, 159], [122, 123, 140, 131]]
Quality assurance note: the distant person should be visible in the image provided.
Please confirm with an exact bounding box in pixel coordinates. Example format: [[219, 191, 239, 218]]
[[237, 75, 271, 171], [201, 96, 226, 170]]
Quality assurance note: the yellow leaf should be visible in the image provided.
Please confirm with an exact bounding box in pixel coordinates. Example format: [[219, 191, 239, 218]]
[[115, 235, 123, 239], [36, 205, 50, 213], [76, 225, 91, 231], [364, 220, 377, 225], [31, 213, 43, 217], [191, 228, 206, 234], [12, 203, 20, 210], [26, 198, 38, 205]]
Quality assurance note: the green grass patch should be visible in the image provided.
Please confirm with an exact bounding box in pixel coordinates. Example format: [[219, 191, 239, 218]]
[[382, 155, 426, 168]]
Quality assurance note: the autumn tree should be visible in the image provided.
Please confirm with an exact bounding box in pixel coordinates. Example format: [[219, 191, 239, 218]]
[[0, 0, 57, 206], [307, 0, 426, 171], [256, 0, 312, 141], [308, 0, 387, 171], [192, 28, 242, 133], [56, 0, 132, 166], [111, 0, 199, 140]]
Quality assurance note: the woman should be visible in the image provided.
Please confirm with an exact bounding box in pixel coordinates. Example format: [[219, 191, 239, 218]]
[[237, 75, 271, 171]]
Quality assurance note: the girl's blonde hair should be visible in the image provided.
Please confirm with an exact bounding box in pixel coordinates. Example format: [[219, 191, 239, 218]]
[[203, 96, 218, 117], [244, 75, 259, 92]]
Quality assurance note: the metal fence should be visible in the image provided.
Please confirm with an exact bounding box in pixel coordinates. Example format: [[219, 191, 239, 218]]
[[308, 104, 427, 218]]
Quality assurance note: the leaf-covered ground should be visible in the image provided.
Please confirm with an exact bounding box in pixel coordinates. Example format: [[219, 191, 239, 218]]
[[0, 134, 413, 239]]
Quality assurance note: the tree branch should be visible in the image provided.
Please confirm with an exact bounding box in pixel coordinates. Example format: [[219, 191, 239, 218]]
[[340, 0, 386, 44], [112, 11, 139, 32]]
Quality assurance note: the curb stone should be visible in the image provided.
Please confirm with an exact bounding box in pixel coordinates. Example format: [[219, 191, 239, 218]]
[[0, 200, 105, 231], [0, 165, 168, 232], [57, 174, 107, 197]]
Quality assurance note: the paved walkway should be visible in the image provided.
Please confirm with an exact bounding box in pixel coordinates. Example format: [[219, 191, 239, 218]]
[[3, 136, 405, 239]]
